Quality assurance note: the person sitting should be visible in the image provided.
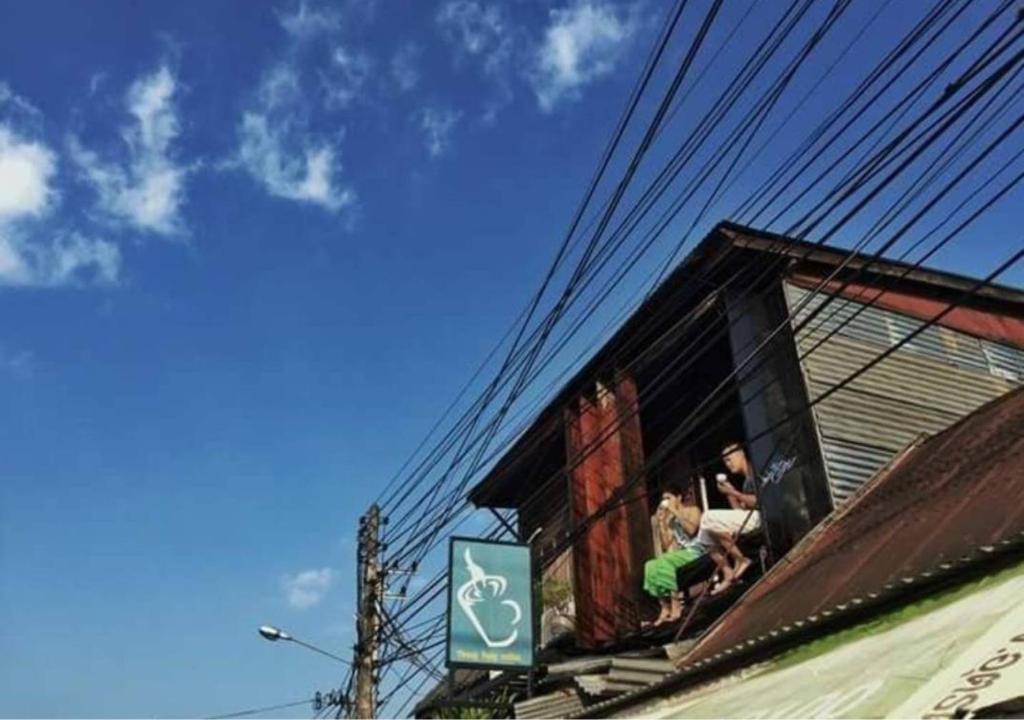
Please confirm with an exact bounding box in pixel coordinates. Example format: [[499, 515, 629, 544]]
[[698, 442, 762, 595], [642, 483, 708, 626]]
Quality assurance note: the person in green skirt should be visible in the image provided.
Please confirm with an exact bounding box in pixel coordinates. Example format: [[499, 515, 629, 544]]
[[643, 483, 708, 626]]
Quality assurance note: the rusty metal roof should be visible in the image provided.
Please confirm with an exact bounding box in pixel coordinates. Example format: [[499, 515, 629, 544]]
[[566, 386, 1024, 718], [680, 384, 1024, 666]]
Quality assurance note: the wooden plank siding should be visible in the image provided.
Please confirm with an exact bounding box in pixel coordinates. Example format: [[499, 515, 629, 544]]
[[565, 373, 652, 648]]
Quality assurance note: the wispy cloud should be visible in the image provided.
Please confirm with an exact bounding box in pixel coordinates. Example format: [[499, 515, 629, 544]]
[[417, 107, 462, 158], [320, 46, 372, 110], [88, 72, 107, 97], [436, 0, 515, 119], [532, 1, 637, 112], [0, 104, 120, 288], [391, 44, 421, 93], [0, 82, 43, 122], [69, 64, 189, 235], [0, 229, 120, 287], [282, 567, 335, 610], [237, 63, 354, 212], [277, 0, 342, 39], [0, 345, 33, 379], [232, 3, 359, 213], [437, 0, 510, 69]]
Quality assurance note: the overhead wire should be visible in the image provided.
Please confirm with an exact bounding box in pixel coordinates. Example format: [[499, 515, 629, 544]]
[[372, 1, 1024, 696]]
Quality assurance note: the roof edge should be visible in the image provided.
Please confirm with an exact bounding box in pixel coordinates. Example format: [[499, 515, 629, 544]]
[[569, 533, 1024, 718]]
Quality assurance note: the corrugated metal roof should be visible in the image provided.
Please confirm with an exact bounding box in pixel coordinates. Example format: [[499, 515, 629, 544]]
[[678, 385, 1024, 666], [568, 532, 1024, 719], [510, 653, 674, 717], [819, 440, 899, 504], [514, 689, 583, 719]]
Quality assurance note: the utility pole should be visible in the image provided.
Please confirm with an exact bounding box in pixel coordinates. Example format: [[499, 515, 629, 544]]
[[354, 504, 382, 718]]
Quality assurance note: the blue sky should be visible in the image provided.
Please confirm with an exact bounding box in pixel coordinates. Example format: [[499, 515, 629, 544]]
[[1, 0, 1022, 717]]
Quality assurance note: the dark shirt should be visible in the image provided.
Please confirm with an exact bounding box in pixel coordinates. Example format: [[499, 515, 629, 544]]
[[742, 473, 756, 495]]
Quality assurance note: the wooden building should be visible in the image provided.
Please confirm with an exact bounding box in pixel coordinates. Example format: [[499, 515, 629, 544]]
[[466, 222, 1024, 650]]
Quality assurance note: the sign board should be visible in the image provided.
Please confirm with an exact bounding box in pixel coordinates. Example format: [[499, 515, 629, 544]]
[[446, 537, 534, 670]]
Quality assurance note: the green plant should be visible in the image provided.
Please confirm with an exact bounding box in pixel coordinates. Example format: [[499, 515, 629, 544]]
[[541, 578, 573, 611], [428, 689, 513, 719]]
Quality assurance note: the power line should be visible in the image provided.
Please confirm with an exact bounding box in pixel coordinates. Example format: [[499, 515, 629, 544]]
[[382, 0, 1007, 573], [371, 0, 1024, 692], [207, 698, 312, 719]]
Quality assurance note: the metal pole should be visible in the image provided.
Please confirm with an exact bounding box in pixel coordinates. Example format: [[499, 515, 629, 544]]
[[354, 504, 382, 718]]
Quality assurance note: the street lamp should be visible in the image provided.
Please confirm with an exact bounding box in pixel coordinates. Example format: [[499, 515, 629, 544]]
[[257, 624, 352, 666], [258, 625, 291, 641]]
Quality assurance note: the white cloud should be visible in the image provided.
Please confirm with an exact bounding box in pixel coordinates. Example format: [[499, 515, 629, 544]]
[[0, 82, 42, 121], [437, 0, 509, 68], [275, 0, 374, 112], [0, 345, 33, 379], [0, 228, 120, 288], [277, 0, 342, 39], [234, 0, 363, 216], [391, 44, 421, 93], [277, 0, 378, 37], [418, 107, 462, 158], [532, 1, 636, 112], [70, 64, 188, 235], [320, 46, 371, 110], [0, 120, 119, 287], [282, 567, 335, 610], [88, 72, 106, 97], [437, 1, 517, 120], [0, 125, 57, 219], [236, 62, 354, 212]]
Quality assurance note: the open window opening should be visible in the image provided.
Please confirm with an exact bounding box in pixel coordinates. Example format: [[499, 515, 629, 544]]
[[636, 309, 751, 517]]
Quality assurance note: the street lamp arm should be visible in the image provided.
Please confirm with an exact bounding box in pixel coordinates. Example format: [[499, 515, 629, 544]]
[[289, 637, 353, 666], [259, 624, 352, 666]]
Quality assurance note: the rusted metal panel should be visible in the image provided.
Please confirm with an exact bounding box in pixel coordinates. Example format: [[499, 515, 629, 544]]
[[786, 271, 1024, 347], [679, 386, 1024, 667], [785, 283, 1024, 502]]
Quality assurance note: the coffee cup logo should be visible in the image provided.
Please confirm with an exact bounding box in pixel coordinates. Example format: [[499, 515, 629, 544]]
[[456, 547, 522, 648]]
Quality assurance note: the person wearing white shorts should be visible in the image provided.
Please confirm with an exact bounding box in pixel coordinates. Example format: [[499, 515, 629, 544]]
[[698, 506, 761, 540], [699, 442, 760, 594]]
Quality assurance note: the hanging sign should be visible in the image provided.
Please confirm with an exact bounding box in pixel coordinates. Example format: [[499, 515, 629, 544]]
[[446, 537, 534, 670]]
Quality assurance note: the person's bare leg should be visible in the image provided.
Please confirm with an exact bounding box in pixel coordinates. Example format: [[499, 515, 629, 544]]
[[644, 598, 669, 628], [717, 529, 754, 579], [666, 593, 683, 622], [733, 554, 753, 580], [712, 529, 745, 565], [654, 598, 671, 625], [708, 547, 734, 596]]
